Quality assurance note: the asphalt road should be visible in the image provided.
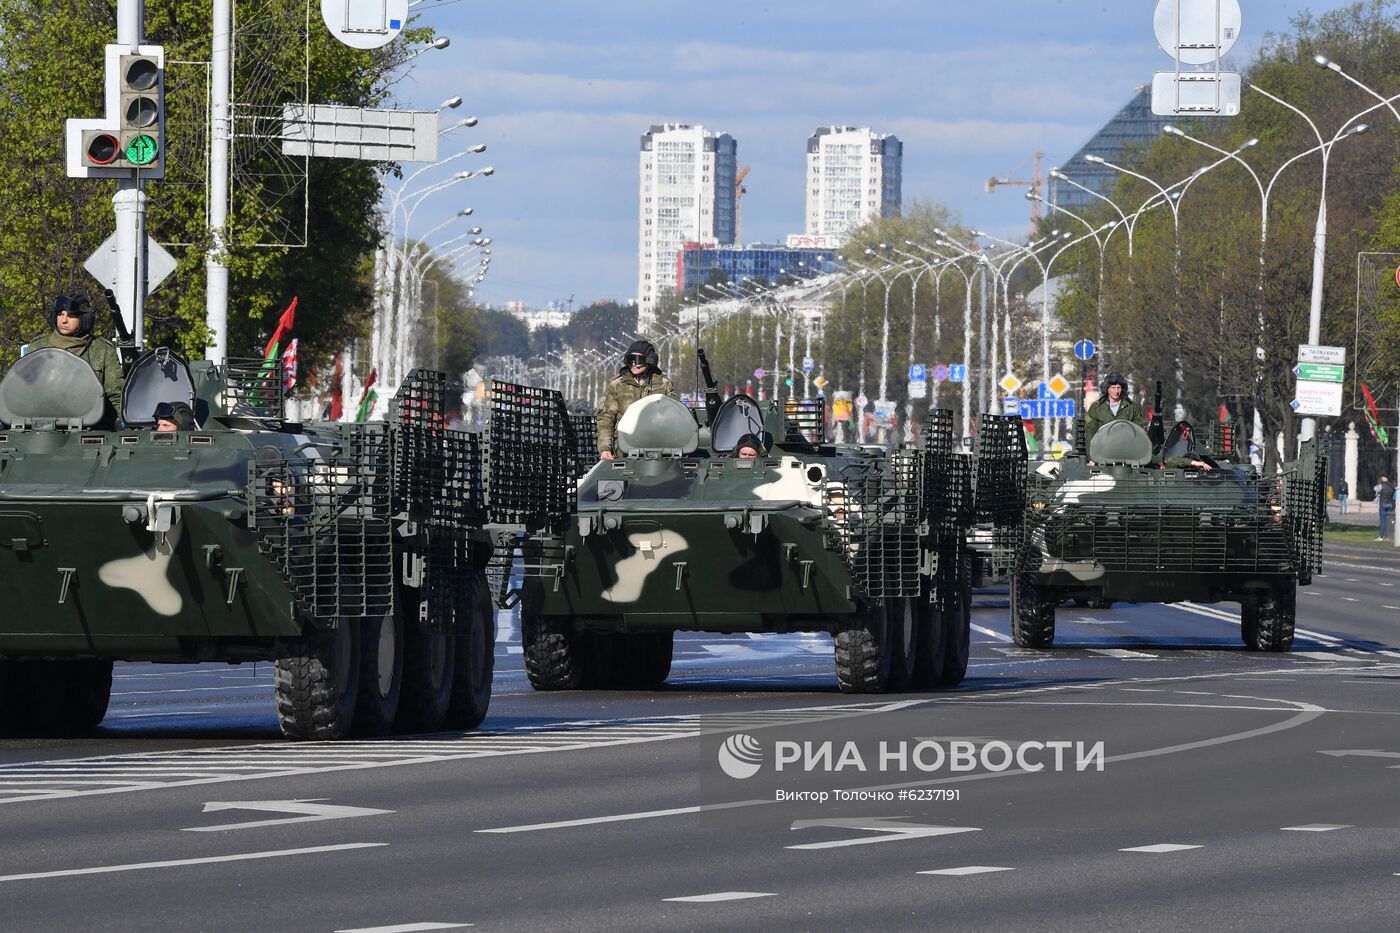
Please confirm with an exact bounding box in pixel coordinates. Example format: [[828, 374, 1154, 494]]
[[1, 542, 1397, 931]]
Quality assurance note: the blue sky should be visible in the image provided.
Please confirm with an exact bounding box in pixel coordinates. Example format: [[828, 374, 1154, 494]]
[[392, 0, 1358, 310]]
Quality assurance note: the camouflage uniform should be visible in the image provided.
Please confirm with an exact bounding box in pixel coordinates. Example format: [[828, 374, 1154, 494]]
[[27, 330, 124, 422], [1083, 394, 1143, 451], [596, 370, 677, 455]]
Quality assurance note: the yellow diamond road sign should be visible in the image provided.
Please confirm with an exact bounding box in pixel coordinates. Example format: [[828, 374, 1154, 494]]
[[814, 376, 827, 388], [999, 374, 1022, 394], [1047, 374, 1070, 398]]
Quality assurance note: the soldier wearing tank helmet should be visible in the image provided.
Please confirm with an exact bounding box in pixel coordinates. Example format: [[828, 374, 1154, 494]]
[[596, 338, 677, 459], [1083, 372, 1143, 457], [25, 294, 123, 425]]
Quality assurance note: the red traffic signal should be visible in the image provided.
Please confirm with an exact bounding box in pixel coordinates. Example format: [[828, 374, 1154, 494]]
[[83, 131, 121, 165]]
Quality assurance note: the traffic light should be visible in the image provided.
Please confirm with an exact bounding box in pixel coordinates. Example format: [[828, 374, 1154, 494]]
[[66, 45, 165, 178], [117, 52, 163, 170]]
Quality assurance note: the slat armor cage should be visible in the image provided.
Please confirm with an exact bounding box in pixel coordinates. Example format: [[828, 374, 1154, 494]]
[[823, 453, 923, 600]]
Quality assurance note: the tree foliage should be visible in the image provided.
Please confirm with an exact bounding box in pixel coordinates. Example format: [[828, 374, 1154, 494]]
[[0, 0, 429, 372]]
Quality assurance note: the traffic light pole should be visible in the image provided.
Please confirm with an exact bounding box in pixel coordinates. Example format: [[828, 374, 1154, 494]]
[[115, 0, 147, 351], [206, 0, 231, 364]]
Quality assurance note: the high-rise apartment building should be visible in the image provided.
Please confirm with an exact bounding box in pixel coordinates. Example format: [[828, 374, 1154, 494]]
[[804, 126, 902, 240], [637, 123, 737, 329]]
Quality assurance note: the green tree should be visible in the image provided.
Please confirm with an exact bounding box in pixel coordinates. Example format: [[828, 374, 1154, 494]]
[[0, 0, 429, 374]]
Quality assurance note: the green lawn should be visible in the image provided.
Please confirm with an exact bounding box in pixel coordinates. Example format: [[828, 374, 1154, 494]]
[[1325, 524, 1397, 548]]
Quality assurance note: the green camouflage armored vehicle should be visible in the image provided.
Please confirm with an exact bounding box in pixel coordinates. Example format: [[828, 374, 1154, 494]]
[[1011, 416, 1325, 652], [0, 349, 564, 739], [516, 352, 1023, 694]]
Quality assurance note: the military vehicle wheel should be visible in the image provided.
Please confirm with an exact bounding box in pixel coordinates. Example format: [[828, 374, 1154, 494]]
[[1240, 603, 1259, 648], [911, 587, 944, 689], [522, 614, 587, 690], [1246, 586, 1295, 652], [835, 604, 895, 694], [58, 660, 113, 732], [887, 598, 918, 691], [353, 608, 404, 736], [276, 621, 361, 741], [1011, 574, 1056, 648], [935, 557, 973, 687], [0, 660, 111, 735], [397, 608, 456, 733], [445, 573, 495, 729], [609, 632, 673, 689]]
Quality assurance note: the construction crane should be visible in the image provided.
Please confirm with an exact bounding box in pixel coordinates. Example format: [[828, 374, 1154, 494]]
[[985, 150, 1045, 223], [734, 164, 750, 243]]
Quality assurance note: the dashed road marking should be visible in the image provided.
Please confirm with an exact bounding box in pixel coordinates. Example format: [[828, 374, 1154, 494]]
[[1119, 843, 1202, 854], [1089, 648, 1156, 660], [664, 892, 776, 903], [971, 624, 1012, 643], [1282, 824, 1352, 832], [918, 866, 1014, 876], [336, 925, 472, 933], [0, 843, 385, 883]]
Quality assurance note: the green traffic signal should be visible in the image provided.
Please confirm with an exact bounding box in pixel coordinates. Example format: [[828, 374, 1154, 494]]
[[125, 134, 159, 166]]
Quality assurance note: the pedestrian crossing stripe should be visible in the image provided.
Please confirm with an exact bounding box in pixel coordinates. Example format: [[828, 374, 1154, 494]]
[[0, 702, 910, 806]]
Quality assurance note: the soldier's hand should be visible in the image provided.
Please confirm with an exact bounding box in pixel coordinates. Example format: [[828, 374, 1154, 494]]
[[601, 451, 614, 460]]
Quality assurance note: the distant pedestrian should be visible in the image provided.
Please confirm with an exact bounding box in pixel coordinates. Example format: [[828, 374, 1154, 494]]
[[1377, 477, 1396, 541], [1337, 478, 1349, 515]]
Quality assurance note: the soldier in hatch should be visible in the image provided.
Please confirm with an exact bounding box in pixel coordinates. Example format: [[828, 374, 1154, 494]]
[[732, 433, 765, 459], [1083, 372, 1143, 460], [25, 294, 123, 424], [596, 339, 677, 460]]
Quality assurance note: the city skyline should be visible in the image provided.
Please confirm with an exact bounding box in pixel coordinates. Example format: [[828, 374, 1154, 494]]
[[402, 0, 1361, 310]]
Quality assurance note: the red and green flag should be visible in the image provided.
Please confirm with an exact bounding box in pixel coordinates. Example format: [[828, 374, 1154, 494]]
[[354, 368, 379, 422], [1362, 383, 1390, 447], [263, 296, 298, 360]]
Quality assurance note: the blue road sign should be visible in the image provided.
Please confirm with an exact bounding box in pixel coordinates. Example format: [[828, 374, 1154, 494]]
[[909, 363, 926, 381], [754, 368, 766, 380], [949, 364, 967, 383], [931, 364, 950, 382], [1074, 339, 1096, 361], [802, 355, 814, 372], [1019, 399, 1077, 419]]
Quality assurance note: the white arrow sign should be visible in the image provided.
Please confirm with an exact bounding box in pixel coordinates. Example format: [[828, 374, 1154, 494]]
[[786, 816, 980, 850], [183, 799, 394, 832]]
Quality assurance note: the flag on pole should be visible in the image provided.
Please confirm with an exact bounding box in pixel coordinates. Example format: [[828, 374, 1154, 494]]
[[1022, 419, 1040, 453], [354, 368, 379, 422], [263, 296, 298, 360], [329, 353, 344, 421], [1362, 383, 1390, 447], [281, 338, 298, 392]]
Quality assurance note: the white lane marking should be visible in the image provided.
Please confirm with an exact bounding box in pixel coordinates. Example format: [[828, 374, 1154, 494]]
[[970, 624, 1011, 643], [1344, 578, 1360, 583], [1089, 648, 1156, 660], [918, 866, 1015, 876], [663, 892, 776, 903], [787, 818, 980, 850], [183, 799, 393, 832], [111, 685, 273, 697], [1341, 597, 1359, 603], [1386, 606, 1400, 611], [1318, 749, 1400, 760], [1323, 560, 1400, 575], [0, 704, 908, 805], [0, 843, 385, 883], [1119, 843, 1202, 854], [1293, 651, 1348, 660], [479, 800, 771, 834], [1281, 824, 1352, 832], [1174, 602, 1343, 646], [336, 918, 473, 924]]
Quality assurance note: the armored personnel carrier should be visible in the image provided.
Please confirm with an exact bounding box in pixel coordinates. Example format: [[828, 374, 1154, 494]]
[[517, 351, 1024, 694], [0, 349, 567, 738], [1011, 417, 1325, 651]]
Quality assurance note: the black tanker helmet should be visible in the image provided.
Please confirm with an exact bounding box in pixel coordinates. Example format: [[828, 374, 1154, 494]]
[[1101, 372, 1128, 392], [620, 338, 661, 375], [732, 432, 766, 458], [49, 293, 96, 336]]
